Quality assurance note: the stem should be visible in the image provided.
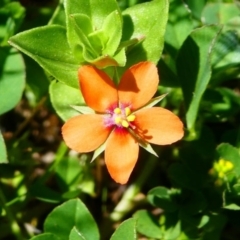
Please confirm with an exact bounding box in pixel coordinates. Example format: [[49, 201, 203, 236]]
[[110, 154, 158, 221], [0, 186, 24, 240], [112, 66, 120, 85]]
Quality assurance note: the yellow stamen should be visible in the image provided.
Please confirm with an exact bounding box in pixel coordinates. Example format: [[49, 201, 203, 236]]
[[125, 107, 131, 116], [121, 120, 129, 128], [114, 108, 121, 114], [127, 114, 135, 122], [115, 116, 122, 124]]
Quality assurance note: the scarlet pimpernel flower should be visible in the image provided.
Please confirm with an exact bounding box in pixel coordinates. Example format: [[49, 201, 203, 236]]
[[62, 62, 184, 184]]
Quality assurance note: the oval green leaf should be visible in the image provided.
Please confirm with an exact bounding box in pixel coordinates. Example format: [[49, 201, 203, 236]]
[[110, 218, 137, 240], [8, 25, 79, 88], [0, 48, 25, 115], [133, 210, 162, 239], [44, 198, 100, 240]]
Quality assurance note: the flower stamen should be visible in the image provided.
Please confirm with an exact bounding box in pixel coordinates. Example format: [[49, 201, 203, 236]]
[[110, 106, 136, 128]]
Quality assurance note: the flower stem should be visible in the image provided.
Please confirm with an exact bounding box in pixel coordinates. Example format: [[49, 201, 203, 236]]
[[0, 186, 24, 240], [110, 154, 158, 221], [112, 66, 120, 85]]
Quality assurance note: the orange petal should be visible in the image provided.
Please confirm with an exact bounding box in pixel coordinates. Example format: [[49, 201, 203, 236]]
[[78, 65, 118, 112], [62, 114, 111, 152], [134, 107, 184, 145], [118, 62, 159, 110], [105, 129, 139, 184]]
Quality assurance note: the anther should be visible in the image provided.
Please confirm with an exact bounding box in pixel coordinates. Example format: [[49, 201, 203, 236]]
[[125, 107, 131, 116], [121, 120, 129, 128], [127, 115, 135, 122], [114, 108, 121, 114]]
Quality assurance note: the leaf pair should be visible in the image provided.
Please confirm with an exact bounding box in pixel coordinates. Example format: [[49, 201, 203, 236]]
[[31, 198, 137, 240]]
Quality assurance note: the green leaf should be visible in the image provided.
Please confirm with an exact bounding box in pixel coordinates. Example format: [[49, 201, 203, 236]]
[[30, 233, 60, 240], [69, 227, 85, 240], [176, 25, 222, 130], [69, 14, 97, 62], [101, 10, 122, 56], [24, 55, 49, 104], [0, 47, 25, 115], [217, 143, 240, 176], [8, 25, 79, 88], [68, 9, 124, 67], [160, 212, 181, 240], [49, 81, 84, 121], [168, 163, 205, 190], [64, 0, 120, 31], [211, 31, 240, 69], [64, 0, 120, 65], [44, 199, 100, 240], [165, 0, 194, 54], [121, 0, 169, 69], [133, 210, 162, 239], [0, 131, 7, 163], [201, 214, 227, 240], [48, 0, 66, 26], [178, 191, 207, 215], [157, 59, 179, 87], [202, 3, 240, 25], [55, 157, 84, 192], [30, 181, 62, 203], [0, 2, 25, 46], [184, 0, 206, 20], [147, 187, 178, 212], [223, 203, 240, 211], [198, 215, 210, 228], [110, 218, 137, 240]]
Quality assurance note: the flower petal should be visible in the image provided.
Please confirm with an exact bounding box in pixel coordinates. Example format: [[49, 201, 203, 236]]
[[134, 107, 184, 145], [62, 114, 111, 152], [78, 65, 118, 112], [105, 129, 139, 184], [118, 62, 159, 110]]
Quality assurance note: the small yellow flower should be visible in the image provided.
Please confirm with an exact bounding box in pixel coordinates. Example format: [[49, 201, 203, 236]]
[[212, 158, 234, 179]]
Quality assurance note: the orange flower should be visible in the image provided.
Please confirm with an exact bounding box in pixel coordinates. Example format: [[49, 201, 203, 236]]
[[62, 62, 184, 184]]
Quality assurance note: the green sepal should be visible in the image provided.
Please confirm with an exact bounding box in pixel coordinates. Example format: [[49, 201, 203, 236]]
[[139, 142, 158, 158], [70, 105, 95, 115], [128, 129, 158, 157], [138, 93, 169, 110], [91, 141, 107, 162]]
